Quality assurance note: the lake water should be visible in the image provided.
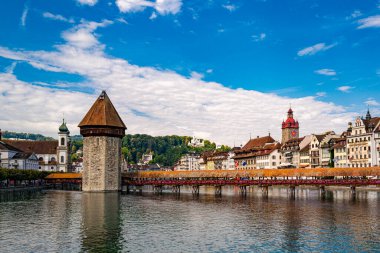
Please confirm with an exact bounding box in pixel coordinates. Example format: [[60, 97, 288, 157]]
[[0, 187, 380, 252]]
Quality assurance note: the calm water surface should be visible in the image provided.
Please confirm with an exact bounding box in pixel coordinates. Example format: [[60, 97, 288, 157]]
[[0, 187, 380, 252]]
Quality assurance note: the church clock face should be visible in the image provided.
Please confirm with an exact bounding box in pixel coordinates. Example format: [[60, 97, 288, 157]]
[[291, 130, 298, 137]]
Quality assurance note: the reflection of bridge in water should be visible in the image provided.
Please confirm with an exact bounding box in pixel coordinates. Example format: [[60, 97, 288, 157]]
[[46, 167, 380, 195]]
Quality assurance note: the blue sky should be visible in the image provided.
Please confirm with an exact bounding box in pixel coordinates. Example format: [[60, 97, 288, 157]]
[[0, 0, 379, 145]]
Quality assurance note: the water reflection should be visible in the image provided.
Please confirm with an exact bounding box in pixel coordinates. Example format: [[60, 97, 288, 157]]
[[0, 188, 379, 252], [81, 193, 122, 252]]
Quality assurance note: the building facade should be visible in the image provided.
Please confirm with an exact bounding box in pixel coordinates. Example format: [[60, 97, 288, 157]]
[[234, 136, 280, 169], [346, 111, 380, 168], [2, 121, 71, 172], [175, 152, 200, 171]]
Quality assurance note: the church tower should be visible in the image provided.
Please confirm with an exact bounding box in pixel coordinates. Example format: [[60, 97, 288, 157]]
[[57, 119, 70, 172], [79, 91, 127, 192], [281, 107, 299, 143]]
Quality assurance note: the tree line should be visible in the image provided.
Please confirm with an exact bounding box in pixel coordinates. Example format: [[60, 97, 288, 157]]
[[0, 168, 51, 181]]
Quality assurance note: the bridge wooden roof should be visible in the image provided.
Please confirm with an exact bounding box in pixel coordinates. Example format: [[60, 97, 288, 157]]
[[45, 173, 82, 179], [125, 167, 380, 179], [78, 91, 126, 129]]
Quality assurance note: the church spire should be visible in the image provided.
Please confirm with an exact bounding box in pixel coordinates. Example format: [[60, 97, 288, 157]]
[[366, 107, 371, 121]]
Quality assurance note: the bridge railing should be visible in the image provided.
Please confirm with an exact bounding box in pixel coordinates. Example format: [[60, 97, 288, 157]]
[[124, 167, 380, 180], [125, 178, 380, 187]]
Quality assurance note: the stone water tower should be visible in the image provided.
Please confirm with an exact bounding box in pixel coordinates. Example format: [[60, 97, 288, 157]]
[[79, 91, 127, 192]]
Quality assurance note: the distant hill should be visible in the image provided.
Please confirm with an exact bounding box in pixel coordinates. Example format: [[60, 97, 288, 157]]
[[122, 134, 230, 166], [1, 131, 230, 166], [2, 131, 55, 141]]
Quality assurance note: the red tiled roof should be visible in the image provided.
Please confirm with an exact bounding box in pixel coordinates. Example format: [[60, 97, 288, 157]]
[[3, 140, 58, 154], [363, 117, 380, 132], [78, 91, 126, 129], [0, 141, 22, 152], [241, 136, 275, 150]]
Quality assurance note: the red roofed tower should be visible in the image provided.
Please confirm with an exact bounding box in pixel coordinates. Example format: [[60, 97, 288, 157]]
[[281, 107, 299, 144]]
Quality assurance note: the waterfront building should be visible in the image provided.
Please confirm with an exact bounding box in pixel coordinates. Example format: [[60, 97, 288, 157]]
[[333, 138, 347, 168], [2, 120, 71, 172], [309, 132, 331, 168], [0, 136, 39, 170], [299, 145, 311, 168], [234, 135, 280, 169], [72, 158, 84, 172], [281, 107, 299, 144], [174, 152, 200, 171], [346, 110, 380, 168], [206, 151, 229, 170], [280, 137, 304, 168], [255, 142, 282, 169], [319, 132, 340, 168]]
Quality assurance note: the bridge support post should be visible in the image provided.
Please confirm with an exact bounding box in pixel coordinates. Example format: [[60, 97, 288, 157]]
[[192, 185, 200, 196], [154, 185, 163, 194], [350, 186, 356, 195], [239, 186, 247, 195], [289, 186, 296, 198], [261, 186, 269, 196], [172, 185, 181, 194], [319, 185, 326, 196], [215, 186, 222, 196]]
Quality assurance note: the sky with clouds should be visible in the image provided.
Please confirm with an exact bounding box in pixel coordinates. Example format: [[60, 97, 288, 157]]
[[0, 0, 379, 146]]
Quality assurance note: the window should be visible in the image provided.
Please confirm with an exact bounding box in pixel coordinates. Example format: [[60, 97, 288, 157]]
[[61, 156, 64, 163], [61, 138, 65, 146]]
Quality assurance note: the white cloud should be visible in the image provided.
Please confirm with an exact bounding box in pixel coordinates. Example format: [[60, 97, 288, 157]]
[[365, 98, 380, 106], [346, 10, 362, 20], [222, 4, 237, 12], [337, 86, 354, 93], [116, 17, 129, 24], [206, 69, 213, 74], [357, 15, 380, 29], [20, 6, 29, 27], [149, 12, 158, 20], [115, 0, 181, 15], [252, 33, 266, 42], [77, 0, 98, 6], [297, 42, 337, 56], [61, 20, 113, 49], [43, 12, 75, 23], [190, 71, 204, 80], [316, 92, 326, 97], [314, 69, 336, 76], [5, 62, 17, 74], [0, 21, 353, 145]]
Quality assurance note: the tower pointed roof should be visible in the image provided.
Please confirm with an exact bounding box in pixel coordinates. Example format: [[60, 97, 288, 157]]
[[366, 108, 371, 121], [78, 91, 126, 129]]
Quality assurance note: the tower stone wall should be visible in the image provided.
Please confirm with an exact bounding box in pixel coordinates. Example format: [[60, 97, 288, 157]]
[[82, 136, 122, 192], [79, 91, 126, 192]]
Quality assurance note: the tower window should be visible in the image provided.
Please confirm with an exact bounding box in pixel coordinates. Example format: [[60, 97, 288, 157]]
[[61, 138, 65, 146], [61, 156, 64, 163]]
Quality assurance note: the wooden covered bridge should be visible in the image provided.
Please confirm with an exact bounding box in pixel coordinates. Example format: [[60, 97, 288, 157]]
[[46, 167, 380, 194]]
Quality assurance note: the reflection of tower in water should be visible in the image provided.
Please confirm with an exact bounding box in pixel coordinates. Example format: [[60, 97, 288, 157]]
[[81, 193, 122, 252]]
